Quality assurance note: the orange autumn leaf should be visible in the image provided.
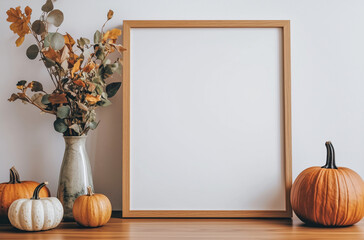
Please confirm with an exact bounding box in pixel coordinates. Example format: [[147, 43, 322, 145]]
[[15, 36, 25, 47], [111, 44, 126, 53], [102, 28, 121, 44], [71, 59, 83, 78], [6, 6, 32, 46], [85, 94, 101, 105], [48, 93, 68, 105], [67, 52, 79, 67], [42, 47, 61, 63], [82, 62, 95, 73], [73, 79, 86, 88], [64, 33, 75, 50]]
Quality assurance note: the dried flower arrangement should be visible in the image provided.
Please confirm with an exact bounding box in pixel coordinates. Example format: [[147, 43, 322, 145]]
[[6, 0, 125, 136]]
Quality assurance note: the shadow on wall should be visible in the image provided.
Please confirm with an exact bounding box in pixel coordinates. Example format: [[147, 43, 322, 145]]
[[86, 24, 124, 211]]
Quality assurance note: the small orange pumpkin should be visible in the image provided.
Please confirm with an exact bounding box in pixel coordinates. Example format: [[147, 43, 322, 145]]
[[0, 167, 50, 218], [291, 142, 364, 226], [73, 186, 112, 227]]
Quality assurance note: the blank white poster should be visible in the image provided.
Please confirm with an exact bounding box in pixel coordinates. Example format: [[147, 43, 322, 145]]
[[130, 28, 285, 210]]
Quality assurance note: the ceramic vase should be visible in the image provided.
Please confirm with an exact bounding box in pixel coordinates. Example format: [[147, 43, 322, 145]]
[[57, 136, 94, 221]]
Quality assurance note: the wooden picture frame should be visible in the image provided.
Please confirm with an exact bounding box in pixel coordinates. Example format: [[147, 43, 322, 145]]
[[122, 20, 292, 218]]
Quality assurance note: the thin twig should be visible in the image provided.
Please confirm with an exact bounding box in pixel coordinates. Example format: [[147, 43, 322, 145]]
[[24, 94, 55, 115], [101, 19, 110, 34]]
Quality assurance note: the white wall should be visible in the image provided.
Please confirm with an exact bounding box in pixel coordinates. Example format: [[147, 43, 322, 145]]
[[1, 0, 364, 210]]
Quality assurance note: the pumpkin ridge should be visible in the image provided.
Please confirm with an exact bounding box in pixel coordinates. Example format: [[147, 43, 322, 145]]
[[293, 167, 317, 219], [340, 170, 350, 226], [8, 199, 20, 229], [18, 200, 30, 230], [95, 195, 101, 227], [326, 170, 335, 226], [291, 168, 311, 211], [333, 169, 340, 226], [86, 195, 91, 227], [337, 169, 347, 226], [0, 185, 6, 215], [299, 169, 315, 218], [322, 170, 329, 226], [344, 169, 361, 224], [295, 168, 313, 220], [312, 169, 325, 224], [41, 198, 52, 229], [102, 195, 110, 224]]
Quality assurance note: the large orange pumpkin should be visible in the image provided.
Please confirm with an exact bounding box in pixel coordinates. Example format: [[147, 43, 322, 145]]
[[291, 142, 364, 226], [73, 186, 112, 227], [0, 167, 50, 218]]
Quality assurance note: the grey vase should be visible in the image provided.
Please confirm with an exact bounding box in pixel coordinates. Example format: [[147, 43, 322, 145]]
[[57, 136, 94, 221]]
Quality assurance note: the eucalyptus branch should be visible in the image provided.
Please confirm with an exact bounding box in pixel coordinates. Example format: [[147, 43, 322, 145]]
[[27, 23, 57, 88], [24, 94, 55, 115]]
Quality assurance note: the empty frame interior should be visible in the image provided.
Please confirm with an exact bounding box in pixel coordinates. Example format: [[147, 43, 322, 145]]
[[122, 21, 292, 218]]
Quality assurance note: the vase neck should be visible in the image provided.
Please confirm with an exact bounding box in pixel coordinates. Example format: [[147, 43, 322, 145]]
[[63, 136, 87, 147]]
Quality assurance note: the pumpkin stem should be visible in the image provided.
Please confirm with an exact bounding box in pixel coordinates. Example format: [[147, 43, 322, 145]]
[[9, 167, 21, 184], [31, 182, 48, 200], [322, 141, 337, 169], [87, 186, 94, 196]]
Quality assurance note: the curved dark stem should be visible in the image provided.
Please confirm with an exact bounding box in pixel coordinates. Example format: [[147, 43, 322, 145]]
[[322, 141, 337, 169], [8, 167, 21, 184], [31, 182, 48, 200]]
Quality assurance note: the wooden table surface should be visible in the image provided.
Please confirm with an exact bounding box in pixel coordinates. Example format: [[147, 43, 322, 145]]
[[0, 216, 363, 240]]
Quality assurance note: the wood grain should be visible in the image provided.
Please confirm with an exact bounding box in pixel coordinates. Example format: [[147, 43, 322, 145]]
[[122, 20, 292, 218], [0, 216, 363, 240], [122, 19, 131, 219]]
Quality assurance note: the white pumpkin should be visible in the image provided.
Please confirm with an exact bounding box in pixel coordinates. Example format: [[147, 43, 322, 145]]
[[8, 182, 63, 231]]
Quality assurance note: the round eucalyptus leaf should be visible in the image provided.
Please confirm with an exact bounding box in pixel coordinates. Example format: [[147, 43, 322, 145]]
[[44, 33, 55, 48], [41, 94, 50, 104], [57, 105, 71, 119], [99, 98, 112, 107], [26, 44, 39, 60], [30, 81, 43, 92], [54, 118, 68, 133], [44, 57, 55, 68], [89, 121, 99, 130], [42, 0, 54, 12], [94, 30, 101, 44], [32, 20, 46, 35], [50, 32, 65, 50], [47, 9, 64, 27], [106, 82, 121, 98], [16, 80, 27, 88]]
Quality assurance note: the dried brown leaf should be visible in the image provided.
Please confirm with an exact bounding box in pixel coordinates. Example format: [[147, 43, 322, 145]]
[[48, 93, 68, 104], [42, 47, 61, 63], [107, 10, 114, 20], [8, 93, 19, 102]]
